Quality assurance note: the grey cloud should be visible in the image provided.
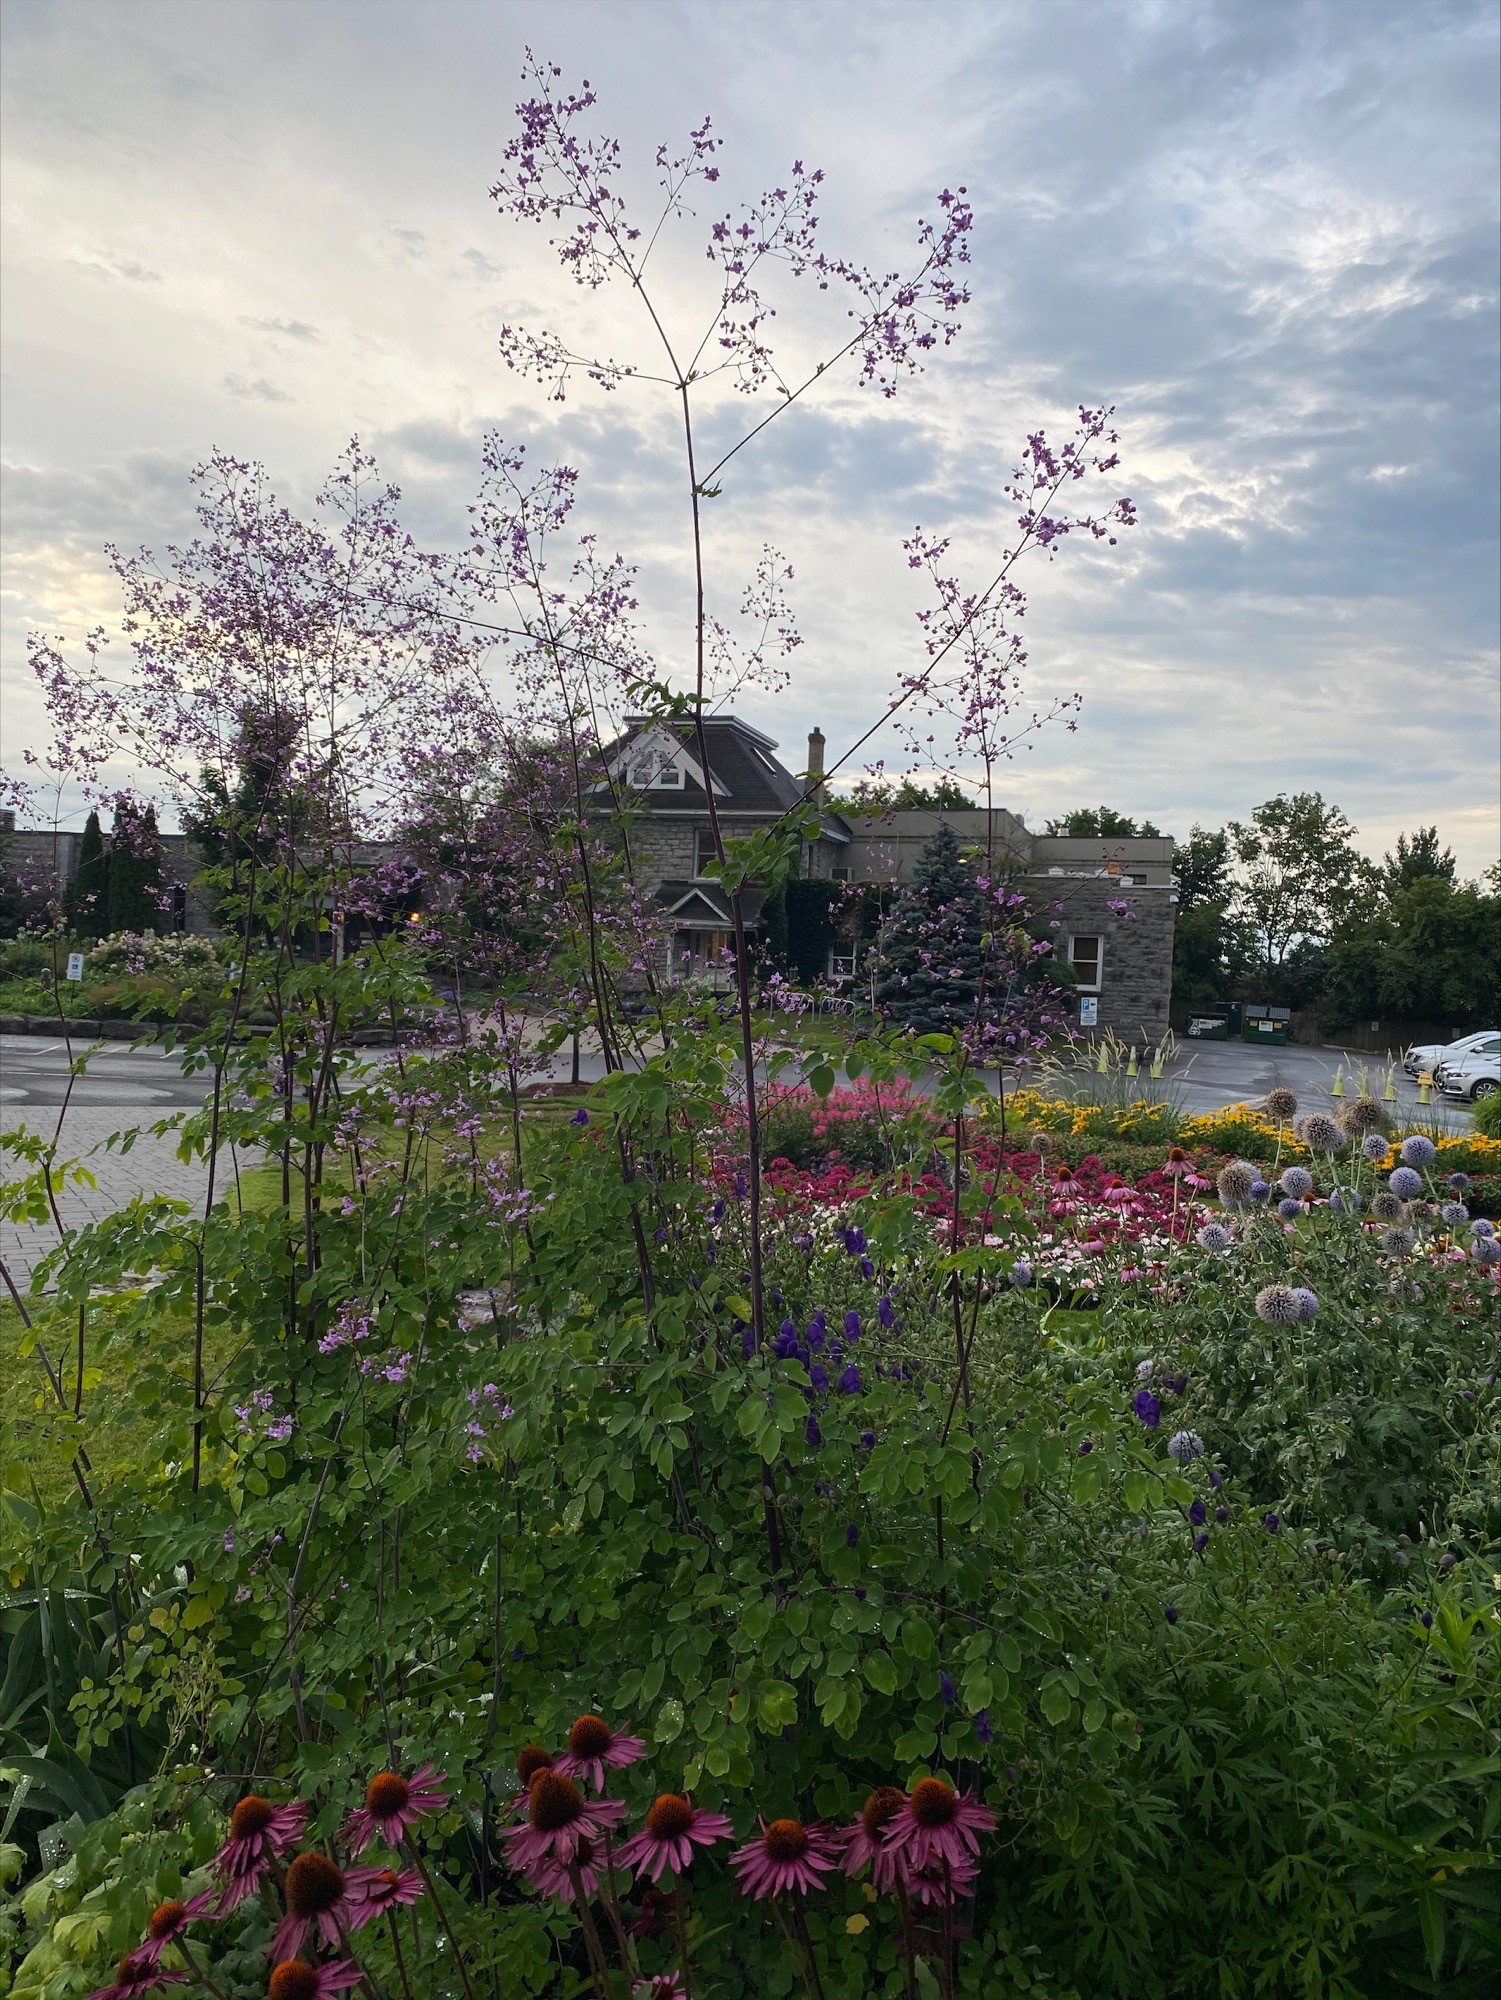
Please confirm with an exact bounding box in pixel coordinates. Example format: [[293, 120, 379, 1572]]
[[69, 253, 162, 283], [221, 375, 293, 403], [240, 316, 321, 341]]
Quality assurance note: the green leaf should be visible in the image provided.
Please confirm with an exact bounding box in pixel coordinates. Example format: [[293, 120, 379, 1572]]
[[1417, 1883, 1446, 1978], [864, 1651, 898, 1695], [1040, 1682, 1073, 1727], [654, 1698, 684, 1745]]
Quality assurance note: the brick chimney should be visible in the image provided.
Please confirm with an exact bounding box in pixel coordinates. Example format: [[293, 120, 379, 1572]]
[[806, 727, 826, 807]]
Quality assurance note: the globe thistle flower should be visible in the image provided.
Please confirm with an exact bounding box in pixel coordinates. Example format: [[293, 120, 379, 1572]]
[[1339, 1096, 1386, 1136], [1471, 1218, 1496, 1238], [1136, 1357, 1157, 1380], [1328, 1186, 1362, 1215], [346, 1867, 423, 1921], [1379, 1227, 1417, 1255], [1167, 1430, 1204, 1463], [1448, 1171, 1471, 1191], [1440, 1202, 1469, 1225], [1249, 1179, 1271, 1204], [554, 1715, 646, 1793], [1474, 1236, 1501, 1266], [1408, 1200, 1437, 1231], [1217, 1162, 1255, 1206], [1388, 1166, 1423, 1200], [1277, 1198, 1304, 1222], [341, 1765, 449, 1853], [1279, 1167, 1314, 1199], [615, 1795, 734, 1884], [266, 1963, 364, 2000], [1010, 1261, 1034, 1288], [213, 1795, 309, 1911], [1255, 1284, 1301, 1326], [840, 1786, 908, 1893], [882, 1778, 997, 1876], [501, 1772, 628, 1872], [1029, 1129, 1058, 1154], [1264, 1087, 1298, 1120], [1291, 1288, 1319, 1321], [730, 1817, 843, 1899], [1369, 1189, 1405, 1223], [1399, 1135, 1437, 1167], [1362, 1133, 1391, 1161], [1295, 1113, 1341, 1153], [1195, 1223, 1231, 1252], [133, 1893, 217, 1967]]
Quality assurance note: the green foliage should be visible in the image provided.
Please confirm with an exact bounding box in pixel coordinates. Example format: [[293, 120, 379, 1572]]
[[65, 812, 109, 941], [1327, 874, 1501, 1028], [1043, 805, 1162, 838], [103, 803, 165, 938], [784, 878, 843, 983], [1472, 1094, 1501, 1140], [873, 823, 989, 1031], [1228, 791, 1373, 989]]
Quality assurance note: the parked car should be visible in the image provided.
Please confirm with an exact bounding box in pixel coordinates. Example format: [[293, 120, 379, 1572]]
[[1404, 1028, 1499, 1077], [1436, 1035, 1501, 1101]]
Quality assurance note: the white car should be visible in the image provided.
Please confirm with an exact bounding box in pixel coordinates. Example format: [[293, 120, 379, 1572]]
[[1404, 1028, 1498, 1078], [1436, 1035, 1501, 1101]]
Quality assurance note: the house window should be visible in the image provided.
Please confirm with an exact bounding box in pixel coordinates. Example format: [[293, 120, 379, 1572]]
[[828, 949, 856, 980], [630, 751, 681, 788], [831, 867, 851, 883], [693, 829, 719, 878], [655, 763, 682, 788], [1069, 934, 1103, 991]]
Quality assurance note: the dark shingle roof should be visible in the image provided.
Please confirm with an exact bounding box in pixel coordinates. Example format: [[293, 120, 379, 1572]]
[[602, 716, 810, 816]]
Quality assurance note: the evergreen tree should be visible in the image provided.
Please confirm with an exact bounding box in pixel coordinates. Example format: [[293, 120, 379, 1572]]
[[106, 801, 165, 935], [874, 822, 991, 1031], [66, 808, 110, 938]]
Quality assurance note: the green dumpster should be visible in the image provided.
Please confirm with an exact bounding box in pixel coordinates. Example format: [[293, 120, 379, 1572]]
[[1186, 1003, 1242, 1041], [1242, 1004, 1290, 1047]]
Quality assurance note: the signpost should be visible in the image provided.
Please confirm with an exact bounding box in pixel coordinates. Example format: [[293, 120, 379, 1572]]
[[1079, 995, 1098, 1028], [65, 952, 85, 982]]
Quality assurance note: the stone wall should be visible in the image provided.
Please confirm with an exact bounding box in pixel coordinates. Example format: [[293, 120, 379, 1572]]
[[1024, 872, 1175, 1044]]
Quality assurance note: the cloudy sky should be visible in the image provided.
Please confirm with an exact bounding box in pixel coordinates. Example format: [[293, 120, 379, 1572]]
[[2, 0, 1497, 870]]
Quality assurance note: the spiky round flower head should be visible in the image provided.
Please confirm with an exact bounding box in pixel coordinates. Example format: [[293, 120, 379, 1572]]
[[213, 1795, 309, 1912], [1164, 1145, 1191, 1177], [87, 1954, 187, 1999], [1399, 1135, 1437, 1167], [1255, 1284, 1301, 1326], [1339, 1096, 1386, 1136], [840, 1785, 909, 1894], [516, 1745, 554, 1787], [616, 1795, 734, 1884], [1440, 1201, 1469, 1225], [1474, 1235, 1501, 1266], [135, 1892, 217, 1967], [1166, 1430, 1204, 1463], [1295, 1113, 1342, 1154], [1362, 1133, 1392, 1161], [1408, 1200, 1437, 1231], [1264, 1087, 1298, 1120], [1276, 1198, 1304, 1222], [1217, 1162, 1255, 1206], [1009, 1260, 1034, 1288], [1291, 1288, 1319, 1321], [1249, 1179, 1271, 1204], [882, 1778, 998, 1876], [1370, 1189, 1405, 1223], [730, 1817, 843, 1899], [1279, 1167, 1314, 1199], [1195, 1223, 1232, 1252], [1473, 1218, 1497, 1238], [341, 1764, 448, 1854], [267, 1965, 363, 2000], [1328, 1186, 1362, 1215], [271, 1854, 372, 1963], [1029, 1129, 1058, 1155], [1448, 1171, 1471, 1192], [1379, 1227, 1417, 1255], [1053, 1160, 1077, 1187], [500, 1771, 627, 1871], [1388, 1166, 1423, 1200], [554, 1715, 646, 1794]]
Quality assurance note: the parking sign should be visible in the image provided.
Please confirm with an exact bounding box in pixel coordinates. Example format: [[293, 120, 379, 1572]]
[[1079, 995, 1098, 1027], [65, 952, 85, 982]]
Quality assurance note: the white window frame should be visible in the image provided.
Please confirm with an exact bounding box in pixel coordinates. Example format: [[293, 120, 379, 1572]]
[[693, 829, 719, 879], [828, 948, 856, 981], [1069, 934, 1103, 992]]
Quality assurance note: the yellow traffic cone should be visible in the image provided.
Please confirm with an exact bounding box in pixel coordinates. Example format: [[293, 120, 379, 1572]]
[[1330, 1068, 1344, 1097], [1383, 1072, 1397, 1102], [1097, 1044, 1109, 1074], [1150, 1056, 1163, 1079], [1417, 1079, 1432, 1105], [1127, 1052, 1139, 1077]]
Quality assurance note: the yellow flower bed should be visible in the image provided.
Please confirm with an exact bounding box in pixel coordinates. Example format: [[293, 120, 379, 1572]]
[[1178, 1104, 1302, 1161]]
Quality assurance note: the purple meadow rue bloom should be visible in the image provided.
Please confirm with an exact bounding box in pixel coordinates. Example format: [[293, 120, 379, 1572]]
[[1399, 1135, 1436, 1168], [1418, 1609, 1433, 1629], [1388, 1166, 1423, 1200], [1133, 1388, 1162, 1430], [1077, 1438, 1094, 1455]]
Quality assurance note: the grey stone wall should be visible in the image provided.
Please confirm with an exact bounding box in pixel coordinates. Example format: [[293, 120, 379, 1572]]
[[1024, 873, 1175, 1044]]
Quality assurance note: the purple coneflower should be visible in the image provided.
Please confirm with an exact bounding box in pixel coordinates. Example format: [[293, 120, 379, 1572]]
[[841, 1785, 915, 1894], [346, 1865, 424, 1920], [341, 1763, 449, 1853], [522, 1831, 620, 1902], [633, 1975, 689, 1998], [903, 1849, 980, 1906], [500, 1771, 628, 1871], [554, 1713, 646, 1793], [882, 1778, 996, 1876], [87, 1957, 185, 2000], [267, 1964, 364, 2000], [213, 1794, 309, 1911], [270, 1854, 379, 1961], [134, 1892, 217, 1966], [730, 1816, 843, 1899], [615, 1793, 734, 1882]]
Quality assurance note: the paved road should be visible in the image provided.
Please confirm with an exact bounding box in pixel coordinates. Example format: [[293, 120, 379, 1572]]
[[1, 1028, 1469, 1289]]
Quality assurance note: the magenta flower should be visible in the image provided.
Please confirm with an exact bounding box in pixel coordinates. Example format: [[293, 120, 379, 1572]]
[[499, 1770, 628, 1872], [269, 1855, 384, 1961], [616, 1793, 735, 1883], [346, 1865, 425, 1924], [134, 1891, 217, 1966], [87, 1959, 185, 2000], [553, 1713, 646, 1793], [633, 1977, 689, 1999], [840, 1786, 908, 1895], [904, 1849, 980, 1906], [268, 1963, 365, 2000], [521, 1829, 632, 1903], [882, 1779, 996, 1876], [213, 1794, 309, 1911], [731, 1817, 844, 1899], [341, 1764, 449, 1853]]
